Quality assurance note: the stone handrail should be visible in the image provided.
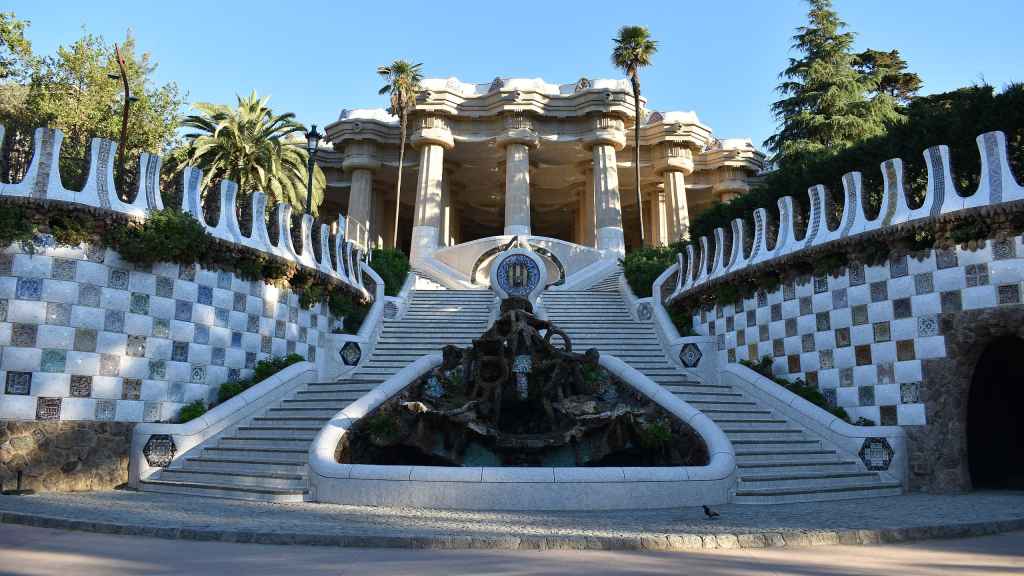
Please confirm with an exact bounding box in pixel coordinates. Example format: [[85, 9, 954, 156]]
[[721, 363, 908, 486], [307, 353, 736, 510], [128, 361, 317, 487], [667, 131, 1024, 302], [0, 125, 372, 299]]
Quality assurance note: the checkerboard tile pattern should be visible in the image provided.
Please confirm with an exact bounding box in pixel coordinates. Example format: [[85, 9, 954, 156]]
[[0, 241, 337, 422], [690, 236, 1024, 427]]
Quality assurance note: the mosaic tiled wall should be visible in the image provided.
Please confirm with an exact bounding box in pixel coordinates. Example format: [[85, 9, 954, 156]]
[[692, 235, 1024, 426], [0, 240, 336, 423]]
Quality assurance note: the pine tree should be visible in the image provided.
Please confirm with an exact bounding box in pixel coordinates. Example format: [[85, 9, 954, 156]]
[[854, 49, 922, 106], [764, 0, 903, 167]]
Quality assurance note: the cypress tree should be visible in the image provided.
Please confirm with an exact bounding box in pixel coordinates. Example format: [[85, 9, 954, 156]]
[[764, 0, 903, 167]]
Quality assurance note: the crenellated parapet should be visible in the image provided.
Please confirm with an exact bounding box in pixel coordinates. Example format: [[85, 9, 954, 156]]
[[0, 126, 371, 299], [667, 131, 1024, 302]]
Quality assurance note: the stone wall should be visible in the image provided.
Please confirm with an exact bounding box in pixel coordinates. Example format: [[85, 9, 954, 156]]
[[690, 237, 1024, 426], [0, 241, 338, 423], [905, 306, 1024, 493], [0, 420, 133, 492]]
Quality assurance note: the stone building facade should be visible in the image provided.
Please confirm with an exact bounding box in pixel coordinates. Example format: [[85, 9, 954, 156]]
[[317, 77, 764, 259]]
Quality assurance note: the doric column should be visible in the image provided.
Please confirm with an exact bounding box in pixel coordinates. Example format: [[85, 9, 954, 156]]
[[585, 115, 627, 256], [664, 171, 689, 241], [648, 189, 668, 246], [409, 115, 454, 263], [503, 143, 531, 235], [655, 143, 695, 242], [342, 141, 380, 249], [498, 112, 538, 236]]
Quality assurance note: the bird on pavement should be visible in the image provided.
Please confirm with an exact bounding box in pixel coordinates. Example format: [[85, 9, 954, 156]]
[[703, 505, 720, 519]]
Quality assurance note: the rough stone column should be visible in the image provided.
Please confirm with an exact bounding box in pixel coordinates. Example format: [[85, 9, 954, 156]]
[[664, 170, 689, 241], [592, 144, 625, 256], [409, 116, 454, 263], [503, 143, 532, 236], [342, 141, 380, 249]]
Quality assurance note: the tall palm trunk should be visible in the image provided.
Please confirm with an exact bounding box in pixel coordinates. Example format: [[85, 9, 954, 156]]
[[632, 73, 645, 245], [391, 108, 408, 250]]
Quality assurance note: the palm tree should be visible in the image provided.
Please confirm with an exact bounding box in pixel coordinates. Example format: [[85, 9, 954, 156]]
[[377, 60, 423, 250], [179, 90, 324, 215], [612, 25, 658, 246]]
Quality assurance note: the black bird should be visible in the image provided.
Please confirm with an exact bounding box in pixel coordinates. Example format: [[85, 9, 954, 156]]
[[703, 505, 720, 519]]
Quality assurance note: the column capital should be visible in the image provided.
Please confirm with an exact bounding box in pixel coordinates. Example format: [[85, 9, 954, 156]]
[[341, 141, 381, 172], [582, 115, 626, 151], [496, 111, 539, 148], [653, 143, 695, 175], [410, 114, 455, 150]]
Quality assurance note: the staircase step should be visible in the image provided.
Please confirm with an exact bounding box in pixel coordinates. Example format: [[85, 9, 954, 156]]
[[202, 446, 309, 462], [139, 479, 305, 502], [157, 469, 306, 490], [735, 449, 838, 463], [738, 460, 862, 476], [235, 426, 321, 439], [733, 482, 903, 504], [217, 437, 315, 449], [176, 457, 306, 475], [738, 471, 880, 490]]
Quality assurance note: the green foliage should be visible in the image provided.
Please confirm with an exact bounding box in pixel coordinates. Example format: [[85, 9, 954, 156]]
[[692, 84, 1024, 242], [765, 0, 904, 166], [853, 49, 922, 106], [812, 251, 848, 276], [0, 12, 34, 81], [363, 411, 398, 440], [370, 248, 410, 296], [177, 400, 207, 423], [0, 203, 33, 246], [176, 91, 323, 215], [1, 26, 183, 189], [328, 291, 370, 334], [106, 208, 212, 265], [741, 357, 849, 422], [668, 305, 695, 337], [216, 354, 305, 405], [637, 420, 672, 450], [621, 246, 676, 298], [48, 211, 97, 247]]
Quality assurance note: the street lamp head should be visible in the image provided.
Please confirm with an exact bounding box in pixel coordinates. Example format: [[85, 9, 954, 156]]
[[305, 124, 322, 155]]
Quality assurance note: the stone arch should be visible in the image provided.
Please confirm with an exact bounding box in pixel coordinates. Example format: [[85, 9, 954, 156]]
[[906, 306, 1024, 492], [967, 335, 1024, 489]]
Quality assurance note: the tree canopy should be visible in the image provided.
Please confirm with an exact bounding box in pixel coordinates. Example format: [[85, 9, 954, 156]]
[[764, 0, 905, 167], [0, 14, 183, 189], [178, 91, 325, 216]]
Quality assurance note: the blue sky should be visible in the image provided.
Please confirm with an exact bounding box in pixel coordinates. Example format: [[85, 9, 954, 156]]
[[7, 0, 1022, 148]]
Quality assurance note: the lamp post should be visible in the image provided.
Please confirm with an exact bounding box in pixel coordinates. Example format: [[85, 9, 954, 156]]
[[304, 124, 322, 215]]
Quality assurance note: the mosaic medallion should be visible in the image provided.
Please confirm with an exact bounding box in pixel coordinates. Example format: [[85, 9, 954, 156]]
[[636, 302, 653, 321], [679, 343, 702, 368], [341, 341, 362, 366], [858, 437, 894, 471], [143, 434, 176, 467]]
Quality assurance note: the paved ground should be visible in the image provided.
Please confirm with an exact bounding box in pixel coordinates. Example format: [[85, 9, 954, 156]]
[[1, 490, 1024, 551], [0, 524, 1022, 575]]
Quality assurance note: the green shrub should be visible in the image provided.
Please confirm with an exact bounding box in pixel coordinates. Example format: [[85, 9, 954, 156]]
[[741, 357, 850, 422], [370, 248, 411, 296], [107, 208, 212, 265], [329, 291, 370, 334], [622, 246, 677, 298], [177, 400, 207, 423], [216, 354, 306, 405], [0, 204, 35, 247]]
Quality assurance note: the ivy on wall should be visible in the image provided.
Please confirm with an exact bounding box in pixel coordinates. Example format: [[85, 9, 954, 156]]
[[0, 198, 368, 312], [667, 204, 1024, 319]]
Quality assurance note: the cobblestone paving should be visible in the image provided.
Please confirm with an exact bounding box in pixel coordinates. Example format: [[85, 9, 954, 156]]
[[2, 491, 1023, 549]]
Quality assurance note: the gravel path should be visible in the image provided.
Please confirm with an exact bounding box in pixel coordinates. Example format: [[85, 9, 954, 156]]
[[2, 490, 1023, 550]]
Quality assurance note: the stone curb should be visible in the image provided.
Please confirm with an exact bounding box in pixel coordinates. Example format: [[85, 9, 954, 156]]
[[2, 511, 1023, 551]]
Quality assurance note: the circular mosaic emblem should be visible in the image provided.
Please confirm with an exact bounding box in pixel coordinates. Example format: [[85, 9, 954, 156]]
[[340, 341, 362, 366], [495, 253, 541, 297], [637, 302, 653, 321], [143, 434, 176, 468], [679, 343, 703, 368]]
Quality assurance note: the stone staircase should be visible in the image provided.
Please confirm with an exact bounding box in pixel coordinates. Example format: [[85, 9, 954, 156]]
[[138, 282, 495, 502], [540, 285, 902, 504]]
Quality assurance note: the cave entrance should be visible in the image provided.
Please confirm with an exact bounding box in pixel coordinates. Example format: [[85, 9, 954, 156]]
[[967, 336, 1024, 490]]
